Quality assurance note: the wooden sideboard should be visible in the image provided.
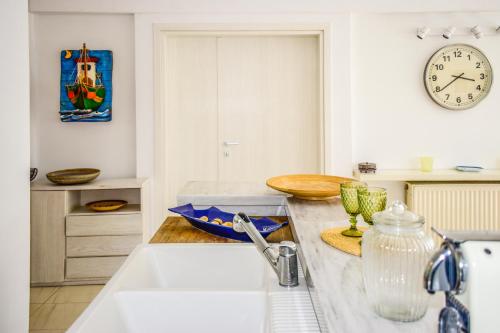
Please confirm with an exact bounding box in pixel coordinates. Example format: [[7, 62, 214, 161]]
[[30, 178, 150, 286]]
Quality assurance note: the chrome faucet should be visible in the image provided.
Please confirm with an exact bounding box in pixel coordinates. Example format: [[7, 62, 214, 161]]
[[424, 228, 469, 333], [233, 212, 299, 287], [424, 231, 467, 295]]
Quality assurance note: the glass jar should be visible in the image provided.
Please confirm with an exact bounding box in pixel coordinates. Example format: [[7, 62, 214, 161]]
[[361, 201, 435, 322]]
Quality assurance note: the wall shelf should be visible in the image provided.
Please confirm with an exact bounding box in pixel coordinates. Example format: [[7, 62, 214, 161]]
[[353, 169, 500, 182], [31, 177, 147, 191]]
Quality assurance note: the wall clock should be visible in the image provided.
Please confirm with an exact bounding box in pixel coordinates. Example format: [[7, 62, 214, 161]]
[[424, 44, 493, 110]]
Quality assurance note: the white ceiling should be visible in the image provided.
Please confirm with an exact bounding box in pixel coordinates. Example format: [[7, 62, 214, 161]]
[[29, 0, 500, 14]]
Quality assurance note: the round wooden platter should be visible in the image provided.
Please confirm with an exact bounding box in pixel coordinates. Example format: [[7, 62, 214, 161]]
[[86, 200, 128, 212], [320, 226, 368, 257], [266, 174, 353, 200]]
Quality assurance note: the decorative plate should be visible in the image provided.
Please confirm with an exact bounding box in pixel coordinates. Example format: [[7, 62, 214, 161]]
[[266, 174, 353, 200], [46, 168, 100, 185], [168, 204, 287, 242], [86, 200, 128, 212], [455, 166, 483, 172]]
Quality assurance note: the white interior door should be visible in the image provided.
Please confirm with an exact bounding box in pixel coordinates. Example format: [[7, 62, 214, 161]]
[[162, 33, 322, 209], [163, 36, 219, 208], [217, 36, 321, 182]]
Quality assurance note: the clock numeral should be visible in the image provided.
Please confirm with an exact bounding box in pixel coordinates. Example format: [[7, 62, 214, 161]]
[[431, 75, 437, 81], [435, 64, 444, 70], [443, 55, 450, 62], [445, 94, 450, 101], [468, 93, 473, 100], [476, 62, 481, 69], [453, 51, 462, 58], [480, 73, 485, 80], [435, 86, 441, 92], [467, 54, 471, 60], [476, 85, 481, 91], [456, 97, 461, 104]]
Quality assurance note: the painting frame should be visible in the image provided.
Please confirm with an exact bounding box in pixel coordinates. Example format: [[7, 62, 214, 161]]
[[59, 44, 113, 122]]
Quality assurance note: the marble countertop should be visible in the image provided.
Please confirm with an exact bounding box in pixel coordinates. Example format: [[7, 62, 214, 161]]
[[286, 197, 443, 333]]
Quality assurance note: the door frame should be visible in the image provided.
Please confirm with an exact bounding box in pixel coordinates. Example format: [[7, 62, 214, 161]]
[[152, 23, 331, 226]]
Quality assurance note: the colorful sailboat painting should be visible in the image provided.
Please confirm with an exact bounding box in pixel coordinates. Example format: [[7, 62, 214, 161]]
[[60, 43, 112, 122]]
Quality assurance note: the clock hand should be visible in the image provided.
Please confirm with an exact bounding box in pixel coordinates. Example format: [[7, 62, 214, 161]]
[[439, 73, 465, 92], [451, 75, 475, 82]]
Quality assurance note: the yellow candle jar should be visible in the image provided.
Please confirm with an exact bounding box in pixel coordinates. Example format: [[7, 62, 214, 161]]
[[419, 156, 434, 172]]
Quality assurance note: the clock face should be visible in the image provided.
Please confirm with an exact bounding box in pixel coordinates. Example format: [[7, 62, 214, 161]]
[[424, 44, 493, 110]]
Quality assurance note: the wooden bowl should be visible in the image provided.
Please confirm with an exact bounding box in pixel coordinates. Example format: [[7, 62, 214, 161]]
[[86, 200, 128, 212], [46, 168, 100, 185], [266, 174, 353, 200]]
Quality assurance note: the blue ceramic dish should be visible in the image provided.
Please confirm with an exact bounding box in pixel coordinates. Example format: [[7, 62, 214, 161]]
[[168, 204, 287, 242]]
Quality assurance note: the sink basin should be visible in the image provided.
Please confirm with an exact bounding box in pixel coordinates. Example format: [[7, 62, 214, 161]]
[[115, 290, 267, 333], [68, 244, 320, 333], [116, 244, 267, 290]]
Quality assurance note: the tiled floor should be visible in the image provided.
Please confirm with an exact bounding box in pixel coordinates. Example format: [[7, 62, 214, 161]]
[[29, 285, 104, 333]]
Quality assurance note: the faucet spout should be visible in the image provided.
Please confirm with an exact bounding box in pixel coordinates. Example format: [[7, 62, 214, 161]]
[[233, 212, 299, 287], [424, 237, 467, 294], [424, 229, 469, 333], [233, 213, 279, 273]]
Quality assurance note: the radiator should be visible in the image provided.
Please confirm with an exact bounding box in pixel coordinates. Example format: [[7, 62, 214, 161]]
[[406, 182, 500, 233]]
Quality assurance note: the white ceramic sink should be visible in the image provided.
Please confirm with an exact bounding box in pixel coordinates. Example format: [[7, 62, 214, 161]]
[[113, 244, 268, 290], [68, 244, 320, 333]]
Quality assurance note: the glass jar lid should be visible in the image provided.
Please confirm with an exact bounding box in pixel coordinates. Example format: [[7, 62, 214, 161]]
[[372, 200, 424, 227]]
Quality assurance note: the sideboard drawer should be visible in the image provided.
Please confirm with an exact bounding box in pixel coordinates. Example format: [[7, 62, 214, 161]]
[[66, 235, 142, 257], [66, 256, 127, 279], [66, 213, 142, 236]]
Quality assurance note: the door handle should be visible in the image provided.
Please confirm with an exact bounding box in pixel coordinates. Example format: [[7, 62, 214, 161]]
[[224, 141, 240, 146]]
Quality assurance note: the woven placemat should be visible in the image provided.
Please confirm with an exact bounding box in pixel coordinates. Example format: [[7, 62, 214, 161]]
[[320, 226, 367, 257]]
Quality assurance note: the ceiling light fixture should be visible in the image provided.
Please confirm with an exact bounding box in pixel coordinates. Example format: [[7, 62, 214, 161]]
[[417, 27, 431, 40], [471, 25, 483, 39], [442, 26, 456, 39]]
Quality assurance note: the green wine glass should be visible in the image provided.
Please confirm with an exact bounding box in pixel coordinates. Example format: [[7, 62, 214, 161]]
[[359, 187, 387, 225], [340, 182, 367, 237]]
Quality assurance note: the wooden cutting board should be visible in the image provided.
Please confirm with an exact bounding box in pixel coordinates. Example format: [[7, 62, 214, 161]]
[[150, 216, 293, 243]]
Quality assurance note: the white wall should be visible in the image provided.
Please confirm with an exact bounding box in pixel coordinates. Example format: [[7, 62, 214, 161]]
[[0, 0, 30, 331], [30, 13, 136, 178], [352, 12, 500, 170]]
